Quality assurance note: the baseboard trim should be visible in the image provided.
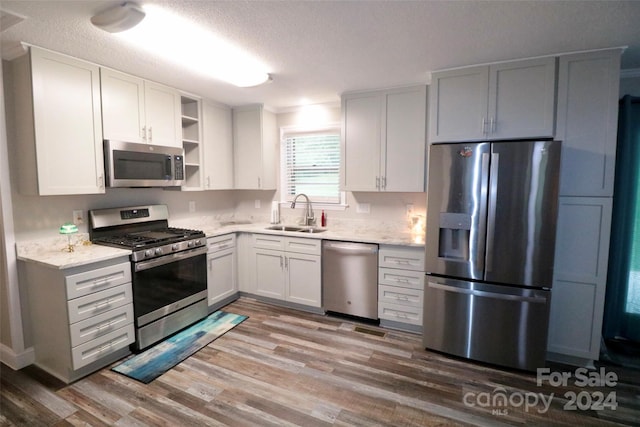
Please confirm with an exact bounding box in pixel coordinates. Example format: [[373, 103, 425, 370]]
[[0, 343, 34, 370]]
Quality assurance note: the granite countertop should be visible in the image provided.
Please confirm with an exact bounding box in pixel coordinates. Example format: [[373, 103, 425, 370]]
[[16, 233, 132, 270], [16, 221, 425, 270], [197, 221, 425, 247]]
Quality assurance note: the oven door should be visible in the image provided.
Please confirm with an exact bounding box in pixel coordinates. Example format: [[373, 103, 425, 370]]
[[132, 246, 207, 328]]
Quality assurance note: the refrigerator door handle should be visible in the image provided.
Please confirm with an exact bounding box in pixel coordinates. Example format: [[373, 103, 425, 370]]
[[485, 152, 499, 275], [427, 281, 547, 304]]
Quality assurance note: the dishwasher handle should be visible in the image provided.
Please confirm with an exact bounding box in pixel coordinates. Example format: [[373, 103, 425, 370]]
[[323, 242, 378, 255]]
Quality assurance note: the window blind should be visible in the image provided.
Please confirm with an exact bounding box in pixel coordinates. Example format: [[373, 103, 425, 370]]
[[281, 131, 341, 204]]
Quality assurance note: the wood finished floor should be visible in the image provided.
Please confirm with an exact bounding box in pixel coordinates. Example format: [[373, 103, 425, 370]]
[[2, 297, 640, 426]]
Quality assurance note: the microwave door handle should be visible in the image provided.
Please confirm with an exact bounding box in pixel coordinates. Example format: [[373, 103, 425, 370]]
[[166, 156, 173, 179]]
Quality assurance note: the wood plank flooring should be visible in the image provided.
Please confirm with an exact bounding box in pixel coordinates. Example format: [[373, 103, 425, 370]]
[[2, 297, 640, 426]]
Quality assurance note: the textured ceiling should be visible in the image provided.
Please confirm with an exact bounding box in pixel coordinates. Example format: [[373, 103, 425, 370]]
[[2, 0, 640, 111]]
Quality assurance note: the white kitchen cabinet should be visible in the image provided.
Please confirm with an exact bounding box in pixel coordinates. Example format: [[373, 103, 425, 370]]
[[21, 258, 134, 383], [251, 234, 321, 307], [342, 85, 427, 192], [233, 105, 277, 190], [546, 48, 622, 366], [180, 94, 203, 190], [202, 100, 234, 189], [428, 57, 556, 142], [9, 46, 105, 195], [378, 246, 425, 332], [556, 49, 621, 197], [101, 67, 182, 147], [548, 197, 612, 362], [207, 234, 238, 308]]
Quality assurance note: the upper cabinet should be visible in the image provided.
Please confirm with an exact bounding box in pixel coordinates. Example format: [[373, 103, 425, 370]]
[[428, 57, 557, 143], [202, 100, 234, 190], [556, 49, 621, 197], [9, 47, 105, 195], [100, 68, 182, 148], [232, 105, 277, 190], [342, 85, 427, 192]]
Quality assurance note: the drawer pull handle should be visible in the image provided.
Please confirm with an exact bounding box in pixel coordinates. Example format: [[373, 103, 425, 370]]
[[94, 298, 112, 310], [99, 342, 113, 352], [96, 320, 113, 331]]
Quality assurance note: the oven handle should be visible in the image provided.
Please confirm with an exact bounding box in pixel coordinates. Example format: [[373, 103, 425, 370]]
[[134, 246, 207, 272]]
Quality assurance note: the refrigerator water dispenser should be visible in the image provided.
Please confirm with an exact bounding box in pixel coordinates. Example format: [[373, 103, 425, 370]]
[[438, 212, 471, 260]]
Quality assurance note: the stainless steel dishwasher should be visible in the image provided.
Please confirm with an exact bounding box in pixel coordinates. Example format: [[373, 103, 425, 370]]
[[322, 241, 379, 320]]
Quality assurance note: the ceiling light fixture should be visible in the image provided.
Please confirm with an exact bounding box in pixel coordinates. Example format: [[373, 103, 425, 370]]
[[90, 2, 145, 33], [91, 3, 271, 87]]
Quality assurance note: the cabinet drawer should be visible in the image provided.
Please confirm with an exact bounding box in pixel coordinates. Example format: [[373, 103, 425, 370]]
[[207, 233, 236, 252], [379, 267, 424, 290], [66, 262, 131, 299], [379, 284, 423, 308], [70, 304, 134, 347], [67, 283, 133, 324], [379, 247, 425, 271], [284, 237, 321, 255], [378, 301, 423, 326], [71, 325, 134, 370], [252, 233, 285, 250]]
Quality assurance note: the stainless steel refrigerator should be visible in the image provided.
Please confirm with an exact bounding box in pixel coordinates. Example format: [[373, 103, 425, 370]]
[[423, 140, 561, 371]]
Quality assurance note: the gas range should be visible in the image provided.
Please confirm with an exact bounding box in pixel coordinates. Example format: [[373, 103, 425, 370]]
[[89, 205, 205, 261], [88, 204, 208, 351]]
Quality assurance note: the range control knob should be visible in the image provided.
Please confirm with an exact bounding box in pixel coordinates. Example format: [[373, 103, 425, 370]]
[[171, 244, 180, 251], [144, 249, 154, 258], [187, 240, 195, 248], [195, 239, 202, 246], [155, 247, 163, 255]]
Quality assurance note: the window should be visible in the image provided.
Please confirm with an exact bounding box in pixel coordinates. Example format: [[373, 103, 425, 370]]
[[280, 127, 343, 205]]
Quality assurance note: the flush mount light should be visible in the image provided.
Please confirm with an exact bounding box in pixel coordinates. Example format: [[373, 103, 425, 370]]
[[90, 2, 145, 33], [91, 3, 271, 87]]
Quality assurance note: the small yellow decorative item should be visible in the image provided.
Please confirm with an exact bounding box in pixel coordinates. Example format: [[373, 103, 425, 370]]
[[59, 223, 79, 252]]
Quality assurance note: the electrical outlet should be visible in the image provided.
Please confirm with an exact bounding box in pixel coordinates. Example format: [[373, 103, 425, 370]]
[[73, 210, 83, 225], [255, 199, 261, 209], [188, 201, 196, 213], [356, 203, 370, 214]]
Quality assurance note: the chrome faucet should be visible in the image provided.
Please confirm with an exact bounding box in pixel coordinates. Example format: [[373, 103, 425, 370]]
[[291, 193, 315, 226]]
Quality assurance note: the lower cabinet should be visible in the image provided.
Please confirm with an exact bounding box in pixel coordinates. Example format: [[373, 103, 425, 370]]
[[251, 234, 321, 308], [378, 245, 425, 332], [206, 234, 238, 308], [21, 257, 135, 383]]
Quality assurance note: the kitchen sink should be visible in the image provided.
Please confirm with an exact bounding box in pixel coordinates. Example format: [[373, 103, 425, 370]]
[[264, 225, 327, 233], [297, 228, 326, 233], [265, 225, 303, 232]]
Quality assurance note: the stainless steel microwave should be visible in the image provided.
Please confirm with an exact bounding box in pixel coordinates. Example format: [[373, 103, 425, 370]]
[[104, 140, 185, 188]]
